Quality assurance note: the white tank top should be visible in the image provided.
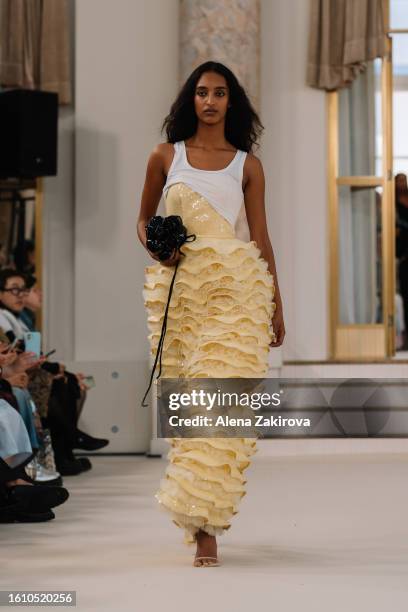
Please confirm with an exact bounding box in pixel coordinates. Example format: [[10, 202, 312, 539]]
[[162, 141, 247, 228]]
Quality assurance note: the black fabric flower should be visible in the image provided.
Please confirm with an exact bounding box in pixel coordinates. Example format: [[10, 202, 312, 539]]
[[145, 215, 191, 261], [141, 215, 197, 407]]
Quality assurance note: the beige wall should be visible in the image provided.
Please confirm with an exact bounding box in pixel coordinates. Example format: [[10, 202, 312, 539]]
[[43, 106, 75, 359], [74, 0, 179, 363], [260, 0, 328, 362], [42, 0, 76, 359]]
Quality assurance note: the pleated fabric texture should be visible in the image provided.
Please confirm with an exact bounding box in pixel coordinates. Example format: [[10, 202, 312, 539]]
[[143, 183, 276, 544]]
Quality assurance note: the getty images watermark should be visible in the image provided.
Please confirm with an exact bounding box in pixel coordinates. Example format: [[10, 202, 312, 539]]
[[156, 378, 408, 438], [165, 386, 309, 429]]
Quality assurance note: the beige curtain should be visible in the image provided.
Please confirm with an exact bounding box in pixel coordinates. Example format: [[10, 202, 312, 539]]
[[307, 0, 386, 91], [0, 0, 71, 105]]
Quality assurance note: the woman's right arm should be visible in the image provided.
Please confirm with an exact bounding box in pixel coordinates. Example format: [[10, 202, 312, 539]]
[[137, 144, 181, 267], [137, 145, 166, 252]]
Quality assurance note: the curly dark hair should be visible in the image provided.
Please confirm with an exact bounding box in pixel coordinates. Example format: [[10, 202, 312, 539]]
[[161, 61, 263, 152], [0, 268, 26, 290]]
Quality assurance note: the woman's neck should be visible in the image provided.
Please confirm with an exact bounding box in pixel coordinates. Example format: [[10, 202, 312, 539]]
[[190, 123, 229, 150]]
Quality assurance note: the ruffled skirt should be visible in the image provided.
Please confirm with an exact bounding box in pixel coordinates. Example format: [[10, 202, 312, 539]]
[[143, 228, 276, 544]]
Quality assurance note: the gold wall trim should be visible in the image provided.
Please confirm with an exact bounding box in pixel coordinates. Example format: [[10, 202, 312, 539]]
[[327, 92, 338, 359], [382, 34, 395, 355], [337, 324, 384, 329], [336, 177, 383, 187], [336, 326, 386, 359]]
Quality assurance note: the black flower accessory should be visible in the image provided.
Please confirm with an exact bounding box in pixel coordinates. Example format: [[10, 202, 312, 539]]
[[141, 215, 196, 407], [145, 215, 195, 261]]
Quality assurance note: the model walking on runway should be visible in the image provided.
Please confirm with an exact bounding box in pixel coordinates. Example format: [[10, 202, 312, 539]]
[[138, 61, 285, 567]]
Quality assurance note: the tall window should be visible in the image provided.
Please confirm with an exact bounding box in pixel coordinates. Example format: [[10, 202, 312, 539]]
[[327, 0, 408, 361]]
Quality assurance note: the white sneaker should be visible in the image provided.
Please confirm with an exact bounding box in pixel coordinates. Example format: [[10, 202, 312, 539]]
[[34, 463, 61, 483]]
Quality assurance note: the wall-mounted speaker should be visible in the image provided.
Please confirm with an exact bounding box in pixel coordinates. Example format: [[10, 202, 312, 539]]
[[0, 89, 58, 179]]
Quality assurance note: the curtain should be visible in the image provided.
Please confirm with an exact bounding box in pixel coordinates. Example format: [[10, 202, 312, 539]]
[[0, 0, 71, 105], [307, 0, 386, 91], [338, 62, 379, 324]]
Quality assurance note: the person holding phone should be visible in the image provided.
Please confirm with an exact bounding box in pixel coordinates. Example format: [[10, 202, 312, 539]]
[[0, 270, 110, 475], [0, 398, 70, 523], [0, 342, 43, 457], [19, 271, 41, 331], [0, 270, 31, 343], [11, 272, 109, 475]]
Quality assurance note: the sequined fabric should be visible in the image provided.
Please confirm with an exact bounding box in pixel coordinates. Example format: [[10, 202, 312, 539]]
[[165, 182, 236, 239], [143, 183, 276, 545]]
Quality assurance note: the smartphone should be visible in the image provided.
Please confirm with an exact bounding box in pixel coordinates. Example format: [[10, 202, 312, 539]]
[[23, 331, 41, 357], [83, 375, 96, 389]]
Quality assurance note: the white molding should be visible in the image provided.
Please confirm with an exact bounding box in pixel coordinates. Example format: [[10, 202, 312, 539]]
[[256, 438, 408, 456]]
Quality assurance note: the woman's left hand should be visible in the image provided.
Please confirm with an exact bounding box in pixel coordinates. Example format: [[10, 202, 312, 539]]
[[270, 305, 285, 347], [160, 248, 182, 268], [0, 350, 18, 367]]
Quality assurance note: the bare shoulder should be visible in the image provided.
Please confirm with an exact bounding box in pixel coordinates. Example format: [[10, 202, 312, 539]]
[[243, 152, 264, 189], [155, 142, 174, 156], [149, 142, 176, 175], [148, 142, 171, 163]]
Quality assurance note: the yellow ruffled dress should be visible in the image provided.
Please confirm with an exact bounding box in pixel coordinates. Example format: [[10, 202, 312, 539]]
[[143, 182, 276, 544]]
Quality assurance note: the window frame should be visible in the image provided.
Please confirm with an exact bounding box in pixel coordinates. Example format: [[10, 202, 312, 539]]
[[327, 1, 397, 361]]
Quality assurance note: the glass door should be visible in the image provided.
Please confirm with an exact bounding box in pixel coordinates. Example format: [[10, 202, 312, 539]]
[[328, 49, 394, 360]]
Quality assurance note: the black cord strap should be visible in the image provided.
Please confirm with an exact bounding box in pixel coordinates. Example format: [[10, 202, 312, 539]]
[[141, 234, 196, 407]]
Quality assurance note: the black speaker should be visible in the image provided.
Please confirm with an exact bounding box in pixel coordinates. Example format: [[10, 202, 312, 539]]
[[0, 89, 58, 179]]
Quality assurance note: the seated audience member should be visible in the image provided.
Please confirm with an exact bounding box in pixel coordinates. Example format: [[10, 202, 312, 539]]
[[20, 273, 40, 331], [0, 337, 61, 485], [0, 391, 69, 523], [7, 380, 39, 451], [21, 273, 110, 453], [0, 322, 64, 483], [0, 269, 31, 339], [0, 269, 109, 476], [7, 379, 62, 484]]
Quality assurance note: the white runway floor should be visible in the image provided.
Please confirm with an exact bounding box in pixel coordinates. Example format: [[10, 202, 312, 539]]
[[2, 450, 408, 612]]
